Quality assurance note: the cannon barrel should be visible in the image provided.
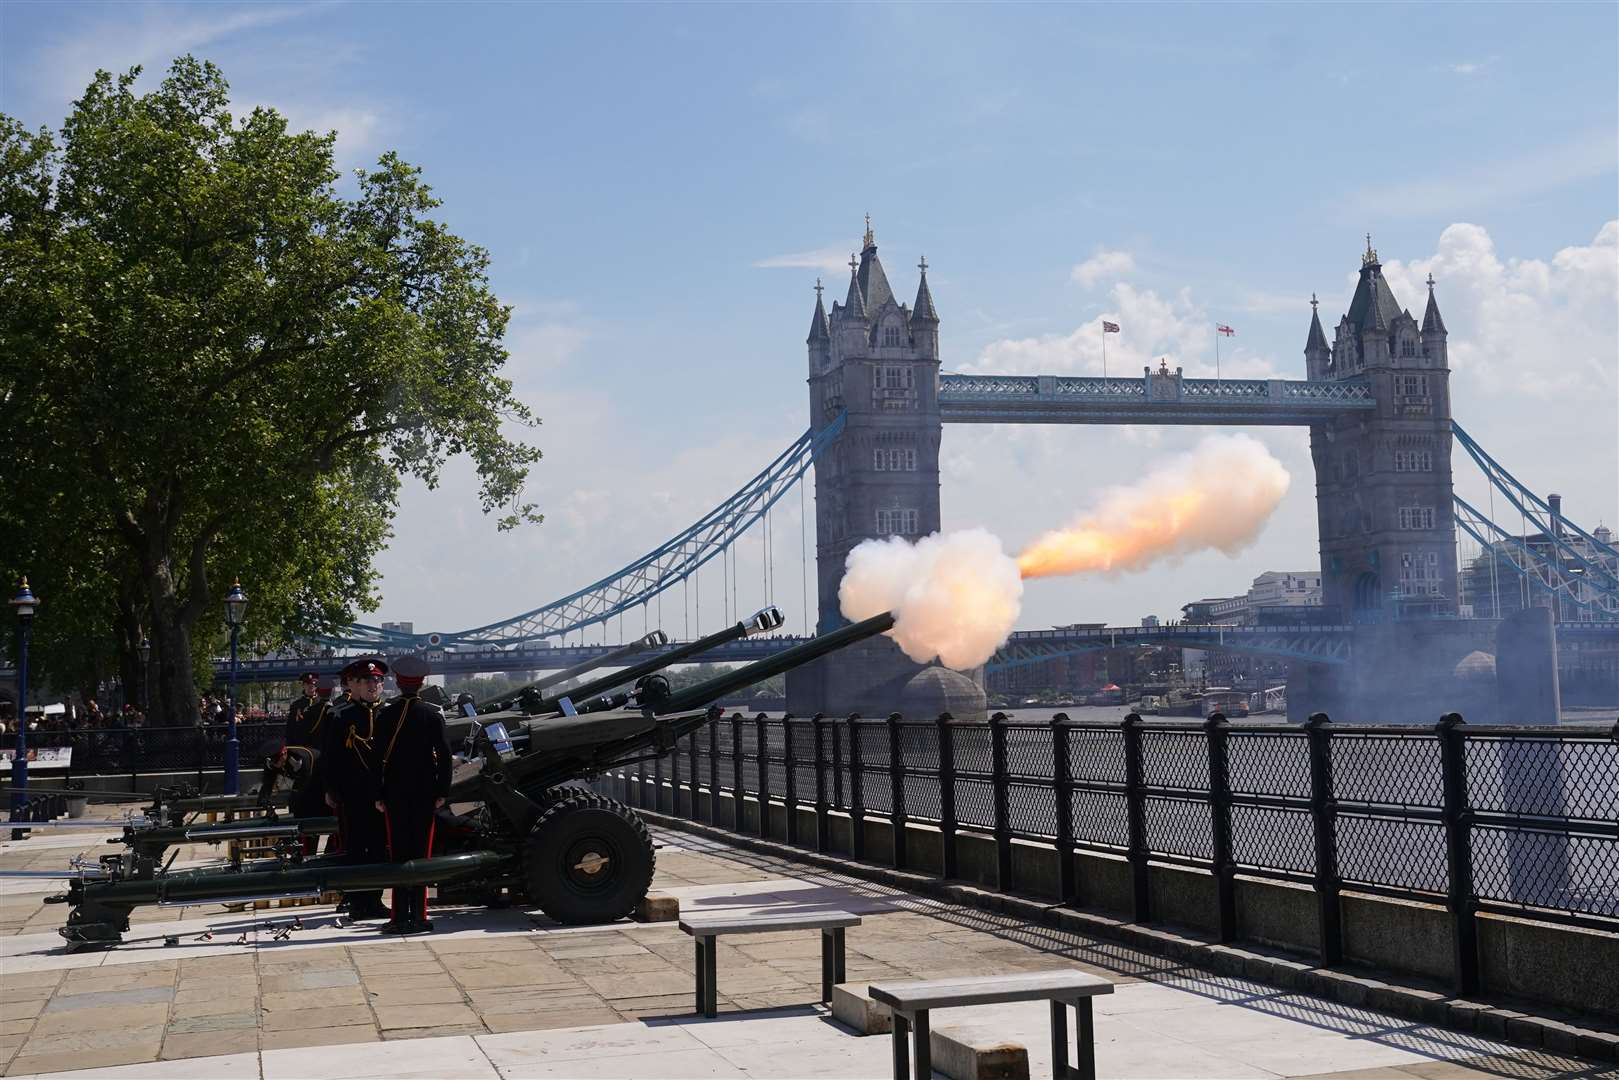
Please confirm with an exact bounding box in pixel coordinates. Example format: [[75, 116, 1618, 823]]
[[68, 851, 501, 907], [122, 816, 337, 851], [479, 631, 671, 713], [653, 611, 896, 714], [524, 606, 783, 715]]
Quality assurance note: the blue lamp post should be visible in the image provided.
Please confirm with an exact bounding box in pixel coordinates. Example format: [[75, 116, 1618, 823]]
[[9, 579, 37, 822], [223, 581, 248, 795]]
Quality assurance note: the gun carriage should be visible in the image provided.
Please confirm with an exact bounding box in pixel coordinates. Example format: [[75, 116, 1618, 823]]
[[29, 609, 896, 949]]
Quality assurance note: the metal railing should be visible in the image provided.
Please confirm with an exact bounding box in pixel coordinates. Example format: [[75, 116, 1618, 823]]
[[13, 721, 285, 782], [617, 710, 1619, 995]]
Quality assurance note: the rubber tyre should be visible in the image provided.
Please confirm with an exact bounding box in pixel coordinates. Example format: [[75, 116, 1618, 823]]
[[521, 792, 654, 925]]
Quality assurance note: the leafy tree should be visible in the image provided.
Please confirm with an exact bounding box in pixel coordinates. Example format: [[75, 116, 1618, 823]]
[[0, 58, 540, 723]]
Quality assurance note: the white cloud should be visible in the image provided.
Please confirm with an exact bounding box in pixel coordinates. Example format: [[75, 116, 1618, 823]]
[[965, 281, 1282, 380], [1070, 249, 1136, 288], [33, 3, 315, 110], [1374, 220, 1619, 396], [754, 248, 857, 275]]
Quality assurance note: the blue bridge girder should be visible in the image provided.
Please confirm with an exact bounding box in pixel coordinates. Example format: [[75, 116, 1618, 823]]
[[936, 372, 1377, 425]]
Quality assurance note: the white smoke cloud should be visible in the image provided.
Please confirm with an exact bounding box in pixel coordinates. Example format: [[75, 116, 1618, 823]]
[[839, 528, 1023, 670]]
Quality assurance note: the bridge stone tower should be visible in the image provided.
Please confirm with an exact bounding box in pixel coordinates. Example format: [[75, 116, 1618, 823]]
[[790, 220, 981, 717], [1307, 239, 1459, 621]]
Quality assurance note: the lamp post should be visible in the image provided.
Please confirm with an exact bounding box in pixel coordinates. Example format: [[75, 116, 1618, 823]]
[[223, 581, 248, 795], [9, 579, 37, 825], [137, 637, 152, 715]]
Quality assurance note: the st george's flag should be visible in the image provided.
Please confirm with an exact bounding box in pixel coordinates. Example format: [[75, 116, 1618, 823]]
[[1102, 320, 1120, 333], [1216, 324, 1236, 336]]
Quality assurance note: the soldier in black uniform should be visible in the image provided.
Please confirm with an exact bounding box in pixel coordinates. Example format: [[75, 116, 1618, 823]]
[[282, 674, 325, 842], [323, 658, 391, 921], [285, 674, 340, 853], [371, 655, 452, 935]]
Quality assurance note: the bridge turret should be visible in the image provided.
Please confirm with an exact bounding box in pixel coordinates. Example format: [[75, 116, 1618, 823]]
[[836, 253, 869, 356], [910, 255, 939, 360], [1304, 293, 1331, 379], [806, 278, 831, 375], [1421, 274, 1449, 369]]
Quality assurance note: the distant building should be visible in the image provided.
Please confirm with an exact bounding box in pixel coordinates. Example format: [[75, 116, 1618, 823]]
[[1460, 515, 1617, 623], [1248, 571, 1322, 608], [381, 621, 415, 636], [1141, 615, 1160, 628]]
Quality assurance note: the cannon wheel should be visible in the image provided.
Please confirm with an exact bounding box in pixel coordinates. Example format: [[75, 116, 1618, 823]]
[[522, 791, 654, 924]]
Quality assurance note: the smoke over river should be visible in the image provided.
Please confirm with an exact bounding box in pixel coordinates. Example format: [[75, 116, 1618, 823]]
[[839, 434, 1291, 668]]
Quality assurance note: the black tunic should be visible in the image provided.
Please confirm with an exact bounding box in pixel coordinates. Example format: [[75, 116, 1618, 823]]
[[322, 696, 388, 910], [283, 694, 328, 817], [373, 693, 453, 926], [372, 695, 453, 807]]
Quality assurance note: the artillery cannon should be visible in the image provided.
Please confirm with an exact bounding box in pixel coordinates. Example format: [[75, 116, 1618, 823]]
[[47, 609, 897, 948]]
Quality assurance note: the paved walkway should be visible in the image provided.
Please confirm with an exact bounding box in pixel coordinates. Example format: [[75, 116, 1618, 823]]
[[0, 818, 1612, 1079]]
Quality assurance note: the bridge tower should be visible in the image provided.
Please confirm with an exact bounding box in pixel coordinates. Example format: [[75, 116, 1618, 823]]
[[1308, 239, 1460, 620], [792, 220, 978, 716]]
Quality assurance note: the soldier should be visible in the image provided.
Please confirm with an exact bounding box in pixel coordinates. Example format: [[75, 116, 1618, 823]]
[[322, 657, 391, 921], [284, 674, 338, 853], [371, 655, 451, 935]]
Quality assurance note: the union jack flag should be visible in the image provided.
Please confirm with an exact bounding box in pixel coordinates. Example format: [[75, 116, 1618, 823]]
[[1216, 324, 1236, 336], [1101, 320, 1120, 333]]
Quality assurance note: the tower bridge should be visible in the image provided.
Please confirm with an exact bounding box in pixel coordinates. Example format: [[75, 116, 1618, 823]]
[[283, 223, 1614, 722]]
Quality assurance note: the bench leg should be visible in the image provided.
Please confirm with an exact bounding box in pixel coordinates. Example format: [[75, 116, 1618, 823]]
[[694, 939, 705, 1017], [820, 927, 846, 1003], [821, 929, 832, 1003], [1078, 998, 1095, 1080], [891, 1013, 911, 1080], [703, 936, 718, 1019], [1050, 1000, 1069, 1080], [913, 1009, 931, 1079]]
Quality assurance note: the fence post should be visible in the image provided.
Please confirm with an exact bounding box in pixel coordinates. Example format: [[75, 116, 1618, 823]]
[[812, 714, 830, 853], [653, 747, 665, 815], [1204, 713, 1236, 942], [937, 713, 958, 880], [1305, 712, 1342, 965], [708, 714, 722, 825], [846, 714, 866, 860], [688, 721, 701, 820], [831, 715, 845, 810], [1050, 713, 1076, 904], [1122, 713, 1150, 923], [755, 713, 770, 840], [989, 712, 1013, 890], [1438, 712, 1479, 995], [783, 716, 800, 846], [730, 714, 745, 831], [888, 713, 908, 871]]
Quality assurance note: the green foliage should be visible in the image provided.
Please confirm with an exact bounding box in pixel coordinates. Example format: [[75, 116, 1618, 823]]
[[0, 58, 541, 718]]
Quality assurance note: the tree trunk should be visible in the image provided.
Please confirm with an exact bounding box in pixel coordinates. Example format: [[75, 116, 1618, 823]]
[[145, 560, 202, 727]]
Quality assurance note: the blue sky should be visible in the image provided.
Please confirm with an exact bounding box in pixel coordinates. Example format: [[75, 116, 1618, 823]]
[[3, 2, 1616, 640]]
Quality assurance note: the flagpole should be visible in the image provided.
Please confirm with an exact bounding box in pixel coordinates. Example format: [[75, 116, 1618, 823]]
[[1214, 326, 1221, 382], [1101, 319, 1107, 381]]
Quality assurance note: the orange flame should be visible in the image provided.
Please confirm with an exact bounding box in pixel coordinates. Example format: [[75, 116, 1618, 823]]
[[1018, 490, 1210, 578]]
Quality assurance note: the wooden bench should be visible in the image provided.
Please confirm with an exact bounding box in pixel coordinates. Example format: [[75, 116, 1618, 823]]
[[868, 971, 1114, 1080], [679, 910, 861, 1018]]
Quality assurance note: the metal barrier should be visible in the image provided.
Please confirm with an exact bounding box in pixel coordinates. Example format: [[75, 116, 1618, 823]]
[[14, 721, 284, 783], [622, 710, 1619, 996]]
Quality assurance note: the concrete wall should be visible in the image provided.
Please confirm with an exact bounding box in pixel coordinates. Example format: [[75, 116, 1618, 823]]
[[617, 775, 1619, 1019]]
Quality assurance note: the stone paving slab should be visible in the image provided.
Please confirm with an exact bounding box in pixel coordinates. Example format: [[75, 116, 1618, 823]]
[[2, 824, 1612, 1079]]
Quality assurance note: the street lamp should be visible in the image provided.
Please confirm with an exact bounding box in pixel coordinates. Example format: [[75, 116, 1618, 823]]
[[137, 637, 151, 715], [9, 579, 37, 828], [223, 581, 248, 795]]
